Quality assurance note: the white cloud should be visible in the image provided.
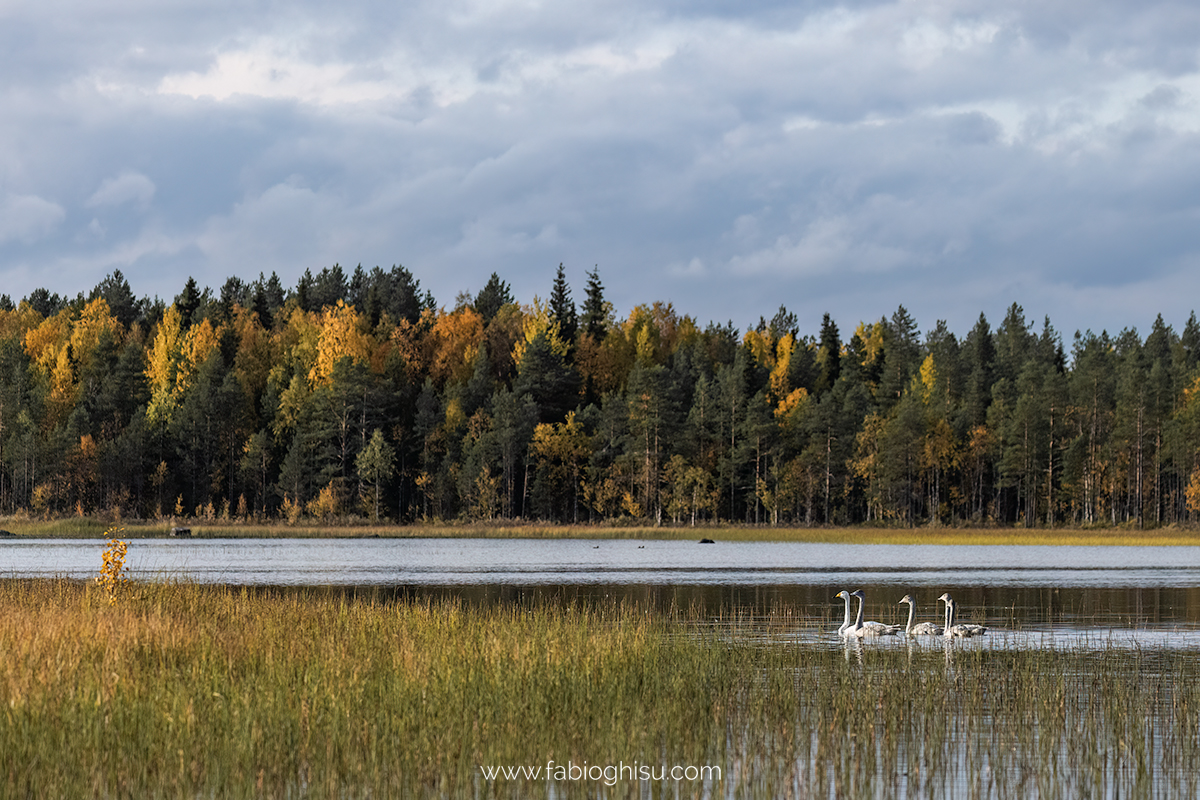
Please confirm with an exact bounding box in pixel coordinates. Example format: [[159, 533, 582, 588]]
[[87, 171, 156, 209], [158, 42, 399, 106], [0, 194, 65, 244]]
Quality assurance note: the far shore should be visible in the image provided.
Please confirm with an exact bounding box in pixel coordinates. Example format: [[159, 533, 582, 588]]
[[2, 516, 1200, 546]]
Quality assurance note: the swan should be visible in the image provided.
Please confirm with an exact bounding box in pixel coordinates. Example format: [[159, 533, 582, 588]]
[[835, 590, 856, 637], [898, 594, 943, 636], [849, 589, 901, 637], [937, 593, 987, 638]]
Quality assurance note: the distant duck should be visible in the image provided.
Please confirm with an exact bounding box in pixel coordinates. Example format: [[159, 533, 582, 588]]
[[849, 590, 902, 637], [937, 593, 987, 638], [898, 594, 943, 636]]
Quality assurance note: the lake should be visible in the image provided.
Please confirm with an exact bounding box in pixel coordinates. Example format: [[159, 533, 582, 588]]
[[6, 535, 1200, 797], [7, 537, 1200, 645]]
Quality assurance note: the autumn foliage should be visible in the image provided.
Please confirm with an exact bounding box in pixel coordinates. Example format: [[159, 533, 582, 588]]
[[2, 267, 1200, 528]]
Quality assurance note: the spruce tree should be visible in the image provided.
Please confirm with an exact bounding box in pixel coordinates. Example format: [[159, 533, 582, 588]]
[[581, 267, 607, 340], [549, 264, 578, 348], [176, 277, 201, 329], [91, 269, 139, 329], [815, 313, 840, 395], [474, 272, 513, 325]]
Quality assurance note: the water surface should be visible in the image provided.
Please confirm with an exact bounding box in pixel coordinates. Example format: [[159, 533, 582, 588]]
[[8, 537, 1200, 634]]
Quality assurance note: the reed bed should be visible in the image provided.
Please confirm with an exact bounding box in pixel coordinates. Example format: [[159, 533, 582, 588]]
[[2, 580, 1199, 798], [10, 515, 1200, 545]]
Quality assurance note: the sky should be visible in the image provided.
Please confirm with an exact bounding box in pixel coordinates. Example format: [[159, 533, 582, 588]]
[[3, 0, 1200, 342]]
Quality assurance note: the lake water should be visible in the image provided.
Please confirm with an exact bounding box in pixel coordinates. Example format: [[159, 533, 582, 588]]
[[6, 537, 1200, 645], [7, 536, 1200, 796]]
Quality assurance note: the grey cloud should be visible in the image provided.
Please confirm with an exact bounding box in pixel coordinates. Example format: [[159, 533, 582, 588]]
[[2, 0, 1200, 339], [0, 195, 65, 244]]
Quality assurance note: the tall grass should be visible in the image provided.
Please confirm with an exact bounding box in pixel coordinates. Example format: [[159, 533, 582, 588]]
[[0, 581, 732, 797], [13, 514, 1200, 545], [1, 580, 1198, 797]]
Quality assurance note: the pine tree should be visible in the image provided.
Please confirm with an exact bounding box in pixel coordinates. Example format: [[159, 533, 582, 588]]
[[25, 288, 64, 317], [310, 265, 348, 311], [1180, 311, 1200, 371], [357, 428, 395, 521]]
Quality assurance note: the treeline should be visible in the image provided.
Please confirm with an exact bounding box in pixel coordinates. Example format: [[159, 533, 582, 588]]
[[3, 264, 1200, 528]]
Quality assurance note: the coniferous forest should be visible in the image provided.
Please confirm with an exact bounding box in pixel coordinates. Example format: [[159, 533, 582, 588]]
[[3, 264, 1200, 528]]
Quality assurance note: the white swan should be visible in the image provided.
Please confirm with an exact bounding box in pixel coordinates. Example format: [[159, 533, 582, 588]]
[[899, 594, 943, 636], [836, 590, 856, 637], [849, 589, 901, 637], [937, 593, 987, 638]]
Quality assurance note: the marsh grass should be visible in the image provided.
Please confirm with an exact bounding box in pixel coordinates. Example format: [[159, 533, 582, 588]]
[[2, 581, 1200, 798], [8, 515, 1200, 545]]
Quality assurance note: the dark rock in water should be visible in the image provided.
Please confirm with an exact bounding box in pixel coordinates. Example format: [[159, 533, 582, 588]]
[[698, 538, 715, 544], [0, 529, 14, 537]]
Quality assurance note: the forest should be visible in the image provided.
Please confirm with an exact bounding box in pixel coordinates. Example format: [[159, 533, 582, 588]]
[[1, 264, 1199, 529]]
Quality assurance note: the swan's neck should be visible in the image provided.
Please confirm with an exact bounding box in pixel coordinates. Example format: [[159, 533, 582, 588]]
[[904, 601, 915, 634], [946, 599, 955, 629], [840, 596, 853, 632], [854, 595, 864, 630]]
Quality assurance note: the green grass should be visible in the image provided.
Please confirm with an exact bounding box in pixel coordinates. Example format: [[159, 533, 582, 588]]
[[2, 579, 1200, 798]]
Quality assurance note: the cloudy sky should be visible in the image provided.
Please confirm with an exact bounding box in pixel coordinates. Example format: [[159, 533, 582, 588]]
[[3, 0, 1200, 341]]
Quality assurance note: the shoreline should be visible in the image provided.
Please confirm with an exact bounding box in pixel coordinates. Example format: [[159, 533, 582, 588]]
[[3, 516, 1200, 546]]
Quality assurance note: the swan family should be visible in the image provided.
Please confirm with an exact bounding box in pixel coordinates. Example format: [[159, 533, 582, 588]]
[[837, 590, 987, 639]]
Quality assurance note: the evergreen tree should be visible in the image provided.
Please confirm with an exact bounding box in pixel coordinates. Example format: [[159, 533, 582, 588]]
[[994, 303, 1033, 384], [513, 330, 580, 424], [474, 272, 513, 325], [877, 306, 921, 406], [295, 269, 315, 312], [26, 287, 64, 317], [815, 313, 841, 395], [218, 276, 249, 322], [263, 272, 286, 315], [309, 265, 348, 311], [90, 270, 139, 329], [581, 267, 607, 341], [549, 264, 578, 351], [962, 313, 996, 427], [357, 428, 395, 521], [768, 305, 799, 341], [1180, 311, 1200, 372], [252, 280, 273, 330], [176, 277, 201, 329]]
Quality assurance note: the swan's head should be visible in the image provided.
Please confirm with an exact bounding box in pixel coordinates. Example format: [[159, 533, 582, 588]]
[[937, 593, 952, 604], [836, 590, 850, 601], [850, 589, 865, 600], [899, 594, 914, 605]]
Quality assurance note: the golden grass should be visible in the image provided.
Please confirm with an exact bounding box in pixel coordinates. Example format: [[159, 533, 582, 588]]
[[0, 580, 733, 797], [3, 579, 1200, 797], [5, 515, 1200, 546]]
